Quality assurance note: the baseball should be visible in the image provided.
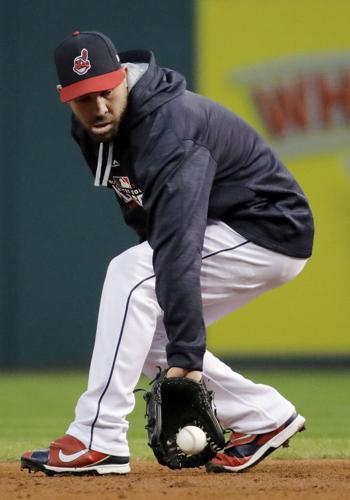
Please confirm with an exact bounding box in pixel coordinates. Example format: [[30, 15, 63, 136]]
[[176, 425, 207, 455]]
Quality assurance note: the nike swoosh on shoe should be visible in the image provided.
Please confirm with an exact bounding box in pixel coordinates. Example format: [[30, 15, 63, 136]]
[[58, 448, 89, 463]]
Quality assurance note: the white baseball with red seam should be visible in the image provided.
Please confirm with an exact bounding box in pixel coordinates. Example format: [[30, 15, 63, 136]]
[[176, 425, 207, 455]]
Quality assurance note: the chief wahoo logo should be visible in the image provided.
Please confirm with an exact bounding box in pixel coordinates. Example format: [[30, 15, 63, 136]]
[[73, 48, 91, 76]]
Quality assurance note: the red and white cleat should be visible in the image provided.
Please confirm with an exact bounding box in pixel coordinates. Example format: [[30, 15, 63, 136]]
[[206, 411, 305, 473], [21, 434, 130, 475]]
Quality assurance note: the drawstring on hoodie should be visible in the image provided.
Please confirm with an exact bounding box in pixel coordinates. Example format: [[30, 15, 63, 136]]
[[94, 142, 114, 186], [94, 143, 103, 186], [102, 142, 114, 186]]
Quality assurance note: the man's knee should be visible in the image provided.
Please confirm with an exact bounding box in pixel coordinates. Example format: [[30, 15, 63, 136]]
[[278, 257, 308, 285]]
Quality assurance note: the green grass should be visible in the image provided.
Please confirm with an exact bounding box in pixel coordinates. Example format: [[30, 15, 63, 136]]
[[0, 370, 349, 462]]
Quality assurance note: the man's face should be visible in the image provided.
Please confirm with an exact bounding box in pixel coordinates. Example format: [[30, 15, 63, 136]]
[[68, 78, 128, 142]]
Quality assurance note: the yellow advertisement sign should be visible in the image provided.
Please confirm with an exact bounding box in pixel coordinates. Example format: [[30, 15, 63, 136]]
[[197, 0, 350, 354]]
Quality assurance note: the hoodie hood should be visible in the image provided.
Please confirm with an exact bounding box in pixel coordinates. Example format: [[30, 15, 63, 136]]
[[70, 51, 188, 188], [119, 50, 187, 128]]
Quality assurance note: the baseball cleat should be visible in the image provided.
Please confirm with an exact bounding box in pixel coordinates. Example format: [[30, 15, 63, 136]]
[[206, 411, 305, 473], [21, 434, 130, 475]]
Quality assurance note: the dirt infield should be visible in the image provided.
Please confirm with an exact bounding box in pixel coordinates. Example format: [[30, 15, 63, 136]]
[[1, 459, 350, 500]]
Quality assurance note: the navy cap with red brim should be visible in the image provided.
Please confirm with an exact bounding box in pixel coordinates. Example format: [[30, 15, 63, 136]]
[[54, 31, 124, 103]]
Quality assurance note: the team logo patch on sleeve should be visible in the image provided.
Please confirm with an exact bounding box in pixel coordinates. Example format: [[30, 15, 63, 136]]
[[73, 49, 91, 75]]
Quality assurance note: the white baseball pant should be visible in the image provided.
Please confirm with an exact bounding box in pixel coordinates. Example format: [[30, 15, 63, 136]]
[[67, 219, 307, 456]]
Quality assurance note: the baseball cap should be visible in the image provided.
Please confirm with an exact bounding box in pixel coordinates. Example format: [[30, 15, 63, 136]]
[[54, 31, 125, 103]]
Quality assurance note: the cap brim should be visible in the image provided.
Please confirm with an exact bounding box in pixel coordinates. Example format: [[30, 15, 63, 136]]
[[60, 68, 125, 102]]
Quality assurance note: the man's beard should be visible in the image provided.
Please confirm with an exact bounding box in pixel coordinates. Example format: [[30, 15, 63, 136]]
[[88, 120, 120, 143], [86, 103, 127, 143]]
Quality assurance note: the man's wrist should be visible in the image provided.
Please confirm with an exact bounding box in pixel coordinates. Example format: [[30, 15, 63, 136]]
[[167, 367, 202, 382]]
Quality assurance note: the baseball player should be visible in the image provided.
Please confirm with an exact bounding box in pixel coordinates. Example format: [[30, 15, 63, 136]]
[[21, 31, 314, 475]]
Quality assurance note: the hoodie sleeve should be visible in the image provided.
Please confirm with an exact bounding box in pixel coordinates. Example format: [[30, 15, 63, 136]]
[[140, 132, 217, 371]]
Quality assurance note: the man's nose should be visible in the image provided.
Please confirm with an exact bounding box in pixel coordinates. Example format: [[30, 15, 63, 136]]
[[95, 97, 108, 115]]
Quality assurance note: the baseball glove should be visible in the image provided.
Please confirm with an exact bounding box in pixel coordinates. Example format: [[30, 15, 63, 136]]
[[143, 370, 225, 469]]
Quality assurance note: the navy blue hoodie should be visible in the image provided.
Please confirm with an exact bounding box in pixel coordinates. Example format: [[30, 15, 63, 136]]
[[72, 50, 314, 370]]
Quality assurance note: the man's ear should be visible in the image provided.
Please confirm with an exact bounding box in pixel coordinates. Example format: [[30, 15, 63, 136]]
[[123, 67, 128, 89], [56, 84, 62, 94]]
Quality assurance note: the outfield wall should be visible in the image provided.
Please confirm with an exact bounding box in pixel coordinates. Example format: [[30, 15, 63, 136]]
[[0, 0, 349, 368]]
